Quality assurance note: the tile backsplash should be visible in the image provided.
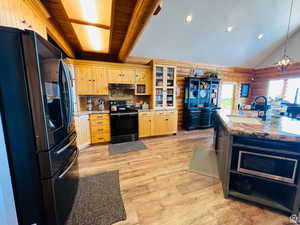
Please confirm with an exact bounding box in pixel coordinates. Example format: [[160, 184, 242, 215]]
[[77, 88, 150, 111]]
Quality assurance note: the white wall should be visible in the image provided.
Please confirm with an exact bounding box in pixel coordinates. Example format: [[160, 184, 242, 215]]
[[0, 113, 19, 225], [257, 29, 300, 68]]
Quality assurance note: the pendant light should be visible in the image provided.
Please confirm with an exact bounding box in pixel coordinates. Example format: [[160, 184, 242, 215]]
[[276, 0, 295, 72]]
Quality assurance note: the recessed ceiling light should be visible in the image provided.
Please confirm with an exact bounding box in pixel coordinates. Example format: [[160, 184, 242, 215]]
[[226, 26, 234, 32], [185, 14, 193, 23], [257, 33, 264, 40]]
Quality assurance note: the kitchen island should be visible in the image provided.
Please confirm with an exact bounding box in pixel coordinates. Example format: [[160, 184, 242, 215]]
[[214, 109, 300, 215]]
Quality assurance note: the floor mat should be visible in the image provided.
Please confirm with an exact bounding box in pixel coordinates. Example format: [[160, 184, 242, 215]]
[[66, 171, 126, 225], [189, 149, 219, 178], [108, 140, 147, 156]]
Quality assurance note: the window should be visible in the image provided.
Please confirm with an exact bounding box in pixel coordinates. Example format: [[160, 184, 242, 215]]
[[220, 83, 236, 109], [268, 78, 300, 103]]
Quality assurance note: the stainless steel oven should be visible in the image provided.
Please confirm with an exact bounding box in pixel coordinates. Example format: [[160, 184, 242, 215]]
[[238, 151, 298, 184]]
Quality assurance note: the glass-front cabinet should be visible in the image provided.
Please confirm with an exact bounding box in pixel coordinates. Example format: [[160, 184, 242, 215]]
[[153, 65, 176, 109]]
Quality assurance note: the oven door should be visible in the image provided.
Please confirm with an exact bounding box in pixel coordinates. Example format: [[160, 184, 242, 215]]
[[238, 151, 298, 184], [110, 113, 138, 136]]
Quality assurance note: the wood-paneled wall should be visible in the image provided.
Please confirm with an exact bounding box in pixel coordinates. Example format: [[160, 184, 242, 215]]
[[250, 62, 300, 100], [0, 0, 74, 57], [150, 59, 254, 129]]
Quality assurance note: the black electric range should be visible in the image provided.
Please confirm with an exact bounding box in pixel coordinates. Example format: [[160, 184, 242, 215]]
[[109, 101, 138, 143]]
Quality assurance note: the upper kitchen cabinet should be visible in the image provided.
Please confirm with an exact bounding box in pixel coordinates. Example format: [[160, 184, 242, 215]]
[[107, 66, 136, 84], [153, 65, 177, 109], [135, 68, 152, 95], [75, 64, 108, 95]]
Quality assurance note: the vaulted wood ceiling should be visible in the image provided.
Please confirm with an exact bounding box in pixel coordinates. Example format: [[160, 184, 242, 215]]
[[42, 0, 161, 62]]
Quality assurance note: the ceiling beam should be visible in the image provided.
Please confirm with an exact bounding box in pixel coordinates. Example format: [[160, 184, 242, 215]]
[[42, 0, 83, 53], [118, 0, 161, 62], [69, 19, 111, 30]]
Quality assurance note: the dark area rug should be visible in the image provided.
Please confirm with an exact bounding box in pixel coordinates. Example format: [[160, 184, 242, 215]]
[[108, 140, 147, 156], [66, 171, 126, 225]]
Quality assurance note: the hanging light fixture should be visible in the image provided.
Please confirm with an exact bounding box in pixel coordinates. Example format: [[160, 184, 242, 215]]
[[276, 0, 295, 72]]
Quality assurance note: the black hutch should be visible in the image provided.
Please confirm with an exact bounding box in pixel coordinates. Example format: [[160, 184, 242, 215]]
[[183, 77, 221, 130]]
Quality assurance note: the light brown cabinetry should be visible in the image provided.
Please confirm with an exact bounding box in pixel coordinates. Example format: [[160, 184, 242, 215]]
[[135, 68, 152, 95], [139, 110, 178, 138], [153, 65, 177, 109], [139, 112, 153, 137], [75, 65, 108, 95], [107, 67, 136, 84], [74, 115, 91, 148], [90, 113, 111, 144]]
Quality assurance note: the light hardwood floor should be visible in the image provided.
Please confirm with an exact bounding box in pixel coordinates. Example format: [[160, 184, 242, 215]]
[[77, 129, 291, 225]]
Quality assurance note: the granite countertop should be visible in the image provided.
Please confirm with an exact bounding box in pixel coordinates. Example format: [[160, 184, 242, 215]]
[[74, 110, 110, 116], [138, 109, 177, 112], [217, 109, 300, 142]]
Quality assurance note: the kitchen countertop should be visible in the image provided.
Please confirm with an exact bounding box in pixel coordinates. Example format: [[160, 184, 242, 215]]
[[74, 110, 110, 116], [217, 109, 300, 142], [138, 109, 177, 112]]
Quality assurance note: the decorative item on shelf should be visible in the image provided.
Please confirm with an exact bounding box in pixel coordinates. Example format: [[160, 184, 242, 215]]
[[96, 99, 105, 111], [203, 70, 220, 79], [200, 81, 209, 90], [240, 83, 250, 98], [275, 0, 295, 72], [191, 69, 204, 77], [87, 97, 93, 111]]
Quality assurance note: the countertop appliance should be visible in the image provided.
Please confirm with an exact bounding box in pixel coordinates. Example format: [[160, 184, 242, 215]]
[[109, 101, 138, 143], [0, 27, 78, 225], [251, 96, 271, 121], [183, 77, 221, 130]]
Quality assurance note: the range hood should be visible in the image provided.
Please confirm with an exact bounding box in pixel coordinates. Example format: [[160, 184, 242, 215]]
[[109, 84, 135, 89]]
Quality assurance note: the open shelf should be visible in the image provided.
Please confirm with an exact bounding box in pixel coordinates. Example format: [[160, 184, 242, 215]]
[[229, 172, 296, 213], [230, 170, 297, 188], [228, 190, 292, 213], [232, 143, 300, 157]]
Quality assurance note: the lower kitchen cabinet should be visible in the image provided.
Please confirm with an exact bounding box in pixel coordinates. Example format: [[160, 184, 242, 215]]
[[139, 110, 178, 138], [74, 115, 91, 149], [139, 112, 153, 137], [89, 113, 111, 144]]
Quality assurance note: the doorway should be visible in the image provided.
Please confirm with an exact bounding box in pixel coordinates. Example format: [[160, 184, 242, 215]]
[[220, 82, 236, 110]]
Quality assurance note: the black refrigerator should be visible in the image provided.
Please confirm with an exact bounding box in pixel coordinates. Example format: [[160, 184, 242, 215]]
[[0, 27, 78, 225]]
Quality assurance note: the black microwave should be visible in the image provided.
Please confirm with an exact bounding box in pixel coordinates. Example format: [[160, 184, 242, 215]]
[[238, 151, 298, 184]]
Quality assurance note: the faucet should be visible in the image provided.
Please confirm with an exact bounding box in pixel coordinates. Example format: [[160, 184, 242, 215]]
[[252, 96, 268, 121]]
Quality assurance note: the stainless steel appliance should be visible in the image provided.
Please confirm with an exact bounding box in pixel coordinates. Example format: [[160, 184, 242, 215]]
[[110, 101, 138, 143], [0, 27, 78, 225], [238, 150, 298, 184]]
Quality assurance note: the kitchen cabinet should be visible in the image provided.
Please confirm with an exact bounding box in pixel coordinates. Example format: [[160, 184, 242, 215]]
[[90, 113, 111, 144], [107, 67, 136, 84], [153, 65, 177, 109], [75, 65, 108, 95], [139, 110, 178, 138], [135, 68, 152, 95], [139, 112, 153, 137], [74, 115, 91, 149]]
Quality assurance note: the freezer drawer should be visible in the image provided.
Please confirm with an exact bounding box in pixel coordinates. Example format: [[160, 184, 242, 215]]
[[39, 132, 77, 179], [41, 148, 79, 225]]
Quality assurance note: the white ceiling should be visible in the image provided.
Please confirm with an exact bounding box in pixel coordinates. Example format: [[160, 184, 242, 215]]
[[131, 0, 300, 68]]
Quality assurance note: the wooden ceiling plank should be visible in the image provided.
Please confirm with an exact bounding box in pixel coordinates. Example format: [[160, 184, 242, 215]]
[[69, 18, 110, 30], [118, 0, 162, 62], [42, 0, 83, 54]]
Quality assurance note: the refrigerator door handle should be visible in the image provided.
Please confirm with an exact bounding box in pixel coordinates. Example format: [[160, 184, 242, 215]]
[[58, 149, 78, 179], [55, 135, 77, 155]]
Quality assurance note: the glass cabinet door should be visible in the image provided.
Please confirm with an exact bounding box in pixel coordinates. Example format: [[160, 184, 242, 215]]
[[155, 66, 164, 87], [155, 88, 164, 108], [166, 67, 175, 87], [153, 65, 176, 109], [166, 88, 175, 107]]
